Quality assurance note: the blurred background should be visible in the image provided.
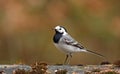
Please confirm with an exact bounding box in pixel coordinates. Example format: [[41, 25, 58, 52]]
[[0, 0, 120, 65]]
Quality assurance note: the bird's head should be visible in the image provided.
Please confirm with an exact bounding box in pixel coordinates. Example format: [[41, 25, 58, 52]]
[[54, 26, 67, 35]]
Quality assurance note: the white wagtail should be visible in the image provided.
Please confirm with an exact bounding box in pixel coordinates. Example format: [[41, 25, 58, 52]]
[[53, 25, 105, 64]]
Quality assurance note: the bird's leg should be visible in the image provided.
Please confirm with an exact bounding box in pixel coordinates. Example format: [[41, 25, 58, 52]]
[[64, 54, 69, 65], [64, 53, 72, 65], [67, 53, 72, 65]]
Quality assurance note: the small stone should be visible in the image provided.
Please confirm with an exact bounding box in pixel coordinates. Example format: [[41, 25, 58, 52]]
[[100, 61, 111, 65]]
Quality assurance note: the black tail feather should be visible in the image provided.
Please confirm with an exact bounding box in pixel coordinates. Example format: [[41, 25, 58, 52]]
[[86, 49, 105, 58]]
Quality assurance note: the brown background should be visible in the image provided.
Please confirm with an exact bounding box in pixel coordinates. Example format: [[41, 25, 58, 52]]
[[0, 0, 120, 65]]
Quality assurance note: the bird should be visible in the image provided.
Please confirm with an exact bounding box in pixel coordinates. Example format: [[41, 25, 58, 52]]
[[53, 25, 105, 64]]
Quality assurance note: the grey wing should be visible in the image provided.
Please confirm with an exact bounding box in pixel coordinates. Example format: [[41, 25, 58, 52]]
[[62, 34, 105, 58], [62, 34, 84, 49]]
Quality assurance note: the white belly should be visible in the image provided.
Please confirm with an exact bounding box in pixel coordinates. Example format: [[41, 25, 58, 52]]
[[54, 43, 85, 54]]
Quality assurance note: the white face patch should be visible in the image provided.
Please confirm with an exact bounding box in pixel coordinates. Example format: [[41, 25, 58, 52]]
[[55, 26, 67, 35]]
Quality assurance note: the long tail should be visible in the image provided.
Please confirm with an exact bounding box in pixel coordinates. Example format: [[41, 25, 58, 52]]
[[85, 49, 105, 58]]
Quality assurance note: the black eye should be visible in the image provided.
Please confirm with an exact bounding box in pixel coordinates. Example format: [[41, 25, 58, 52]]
[[59, 28, 61, 30]]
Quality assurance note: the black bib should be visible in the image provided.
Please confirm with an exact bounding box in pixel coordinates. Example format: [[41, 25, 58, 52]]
[[53, 33, 62, 43]]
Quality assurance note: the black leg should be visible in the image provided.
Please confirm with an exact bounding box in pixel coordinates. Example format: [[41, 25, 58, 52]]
[[64, 53, 72, 65], [64, 54, 69, 65], [67, 53, 72, 64]]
